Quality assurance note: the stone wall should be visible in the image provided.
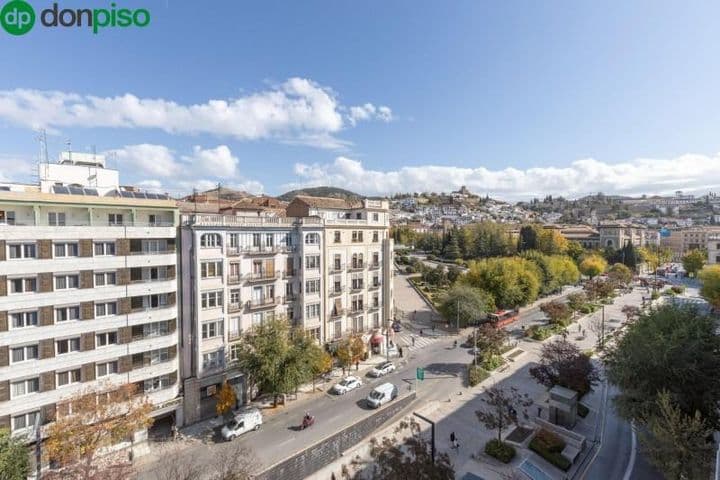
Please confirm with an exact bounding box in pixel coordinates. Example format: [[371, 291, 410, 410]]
[[255, 392, 416, 480]]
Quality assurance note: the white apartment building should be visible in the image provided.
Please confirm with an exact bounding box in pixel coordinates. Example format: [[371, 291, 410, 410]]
[[0, 153, 182, 446], [179, 196, 393, 424]]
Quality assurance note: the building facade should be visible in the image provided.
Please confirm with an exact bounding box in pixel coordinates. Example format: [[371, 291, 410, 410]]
[[662, 227, 720, 260], [707, 234, 720, 265], [0, 153, 182, 444]]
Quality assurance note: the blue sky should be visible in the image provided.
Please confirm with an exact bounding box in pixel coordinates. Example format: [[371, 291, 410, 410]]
[[1, 0, 720, 199]]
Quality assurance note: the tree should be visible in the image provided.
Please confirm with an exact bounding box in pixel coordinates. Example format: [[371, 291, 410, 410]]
[[621, 304, 640, 323], [439, 284, 495, 328], [463, 257, 542, 308], [682, 249, 706, 278], [310, 350, 333, 390], [469, 222, 514, 259], [44, 384, 153, 480], [529, 339, 600, 396], [215, 381, 237, 419], [605, 305, 720, 429], [639, 245, 672, 275], [608, 263, 632, 286], [472, 323, 509, 360], [584, 278, 615, 301], [579, 255, 607, 279], [342, 419, 454, 480], [446, 265, 462, 283], [444, 231, 461, 260], [475, 386, 533, 442], [540, 300, 572, 326], [536, 229, 569, 255], [566, 292, 587, 312], [699, 264, 720, 310], [0, 428, 29, 480], [521, 252, 579, 295], [336, 336, 365, 374], [565, 241, 585, 262], [639, 391, 714, 480], [517, 225, 538, 252]]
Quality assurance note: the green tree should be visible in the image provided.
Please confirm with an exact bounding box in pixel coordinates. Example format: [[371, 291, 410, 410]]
[[605, 305, 720, 429], [529, 339, 600, 396], [469, 222, 514, 259], [471, 323, 508, 361], [566, 292, 587, 312], [444, 231, 461, 260], [639, 245, 672, 275], [517, 225, 538, 252], [536, 229, 569, 255], [462, 257, 542, 308], [0, 428, 29, 480], [565, 241, 585, 262], [699, 264, 720, 310], [579, 254, 607, 279], [640, 391, 714, 480], [439, 284, 496, 328], [608, 262, 633, 286], [540, 300, 572, 326], [682, 249, 706, 278]]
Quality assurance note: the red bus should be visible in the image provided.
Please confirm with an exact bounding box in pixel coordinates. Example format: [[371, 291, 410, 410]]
[[487, 309, 520, 328]]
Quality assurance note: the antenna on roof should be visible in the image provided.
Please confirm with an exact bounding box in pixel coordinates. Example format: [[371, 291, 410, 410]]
[[36, 129, 49, 164], [65, 139, 72, 162]]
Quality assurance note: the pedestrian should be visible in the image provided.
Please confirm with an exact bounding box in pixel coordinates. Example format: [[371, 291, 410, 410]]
[[453, 437, 460, 451], [450, 431, 456, 444], [432, 324, 436, 332], [578, 324, 581, 333], [355, 360, 359, 371], [171, 423, 178, 441], [420, 329, 423, 336], [411, 335, 415, 346], [399, 346, 403, 358]]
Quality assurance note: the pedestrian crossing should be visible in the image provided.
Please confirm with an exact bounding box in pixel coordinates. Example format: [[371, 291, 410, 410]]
[[389, 330, 439, 351]]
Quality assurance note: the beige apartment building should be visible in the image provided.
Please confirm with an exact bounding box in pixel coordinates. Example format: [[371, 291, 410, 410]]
[[0, 153, 182, 448], [662, 227, 720, 260]]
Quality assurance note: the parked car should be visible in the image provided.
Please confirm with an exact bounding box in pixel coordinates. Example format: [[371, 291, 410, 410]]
[[221, 408, 262, 441], [369, 361, 396, 377], [366, 382, 399, 408], [331, 375, 363, 395]]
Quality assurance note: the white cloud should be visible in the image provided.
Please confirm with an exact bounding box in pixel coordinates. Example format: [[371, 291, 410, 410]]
[[182, 145, 238, 177], [0, 79, 392, 149], [285, 153, 720, 200], [348, 103, 393, 126], [0, 154, 34, 182], [111, 144, 179, 177]]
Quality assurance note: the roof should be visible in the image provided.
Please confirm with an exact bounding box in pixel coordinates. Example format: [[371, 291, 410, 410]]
[[0, 189, 177, 209], [291, 195, 362, 210]]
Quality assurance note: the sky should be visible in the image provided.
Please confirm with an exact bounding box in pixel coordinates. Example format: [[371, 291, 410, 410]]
[[1, 0, 720, 200]]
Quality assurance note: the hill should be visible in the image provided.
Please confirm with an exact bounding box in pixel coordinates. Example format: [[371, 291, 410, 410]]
[[278, 186, 362, 202]]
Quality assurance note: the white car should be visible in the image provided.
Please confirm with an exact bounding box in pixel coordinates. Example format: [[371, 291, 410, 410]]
[[221, 408, 262, 441], [331, 376, 363, 395], [369, 361, 396, 377]]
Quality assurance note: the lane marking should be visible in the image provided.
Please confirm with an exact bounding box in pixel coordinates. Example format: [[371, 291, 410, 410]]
[[622, 422, 637, 480]]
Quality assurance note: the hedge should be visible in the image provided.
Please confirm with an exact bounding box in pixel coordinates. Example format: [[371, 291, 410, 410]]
[[529, 430, 571, 471], [468, 364, 490, 386], [485, 439, 516, 463]]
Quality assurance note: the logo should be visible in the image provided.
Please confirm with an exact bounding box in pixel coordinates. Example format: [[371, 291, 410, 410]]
[[1, 0, 36, 36], [1, 2, 150, 35]]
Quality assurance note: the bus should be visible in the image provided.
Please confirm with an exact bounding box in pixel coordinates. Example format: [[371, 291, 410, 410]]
[[487, 309, 520, 328]]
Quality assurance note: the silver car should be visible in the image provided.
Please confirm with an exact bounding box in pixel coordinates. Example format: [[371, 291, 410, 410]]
[[370, 361, 395, 377], [332, 376, 363, 395]]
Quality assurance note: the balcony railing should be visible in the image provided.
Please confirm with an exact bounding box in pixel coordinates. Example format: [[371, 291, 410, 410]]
[[227, 248, 241, 257], [130, 276, 173, 284], [129, 249, 176, 256], [244, 271, 280, 283], [369, 263, 381, 270], [350, 306, 365, 314], [328, 287, 344, 297], [228, 302, 242, 313], [329, 264, 345, 274], [348, 264, 365, 272], [227, 275, 241, 285], [241, 245, 296, 255], [330, 308, 346, 318], [349, 284, 365, 293], [283, 270, 297, 279], [228, 330, 242, 341], [246, 297, 282, 310], [284, 294, 298, 302], [369, 283, 381, 290]]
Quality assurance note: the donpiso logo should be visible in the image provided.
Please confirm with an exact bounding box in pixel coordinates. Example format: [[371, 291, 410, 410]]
[[1, 0, 35, 35], [1, 1, 150, 35]]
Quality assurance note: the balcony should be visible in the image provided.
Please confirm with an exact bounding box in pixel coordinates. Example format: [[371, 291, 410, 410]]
[[348, 264, 365, 272], [284, 294, 298, 302], [369, 263, 381, 271], [349, 284, 365, 293], [246, 297, 282, 310], [130, 276, 173, 285], [129, 249, 176, 256], [244, 271, 280, 283], [328, 287, 344, 297], [368, 304, 380, 312], [349, 306, 365, 315], [227, 275, 241, 285], [369, 282, 381, 290], [283, 270, 297, 279], [329, 264, 345, 274], [228, 330, 242, 341], [227, 248, 241, 257], [227, 302, 242, 313], [330, 308, 346, 318], [241, 245, 296, 255]]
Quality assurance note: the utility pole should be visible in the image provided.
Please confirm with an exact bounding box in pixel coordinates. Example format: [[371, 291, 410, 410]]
[[600, 304, 605, 350], [473, 327, 478, 366], [456, 298, 460, 331], [413, 412, 435, 464]]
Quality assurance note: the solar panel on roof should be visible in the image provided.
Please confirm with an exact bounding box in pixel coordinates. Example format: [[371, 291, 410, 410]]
[[53, 186, 70, 194], [83, 188, 98, 196], [132, 192, 147, 199], [121, 191, 134, 198], [69, 186, 84, 195], [157, 194, 169, 200], [146, 193, 159, 199]]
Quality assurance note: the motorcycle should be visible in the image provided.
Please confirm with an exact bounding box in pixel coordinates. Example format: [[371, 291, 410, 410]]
[[301, 415, 315, 430]]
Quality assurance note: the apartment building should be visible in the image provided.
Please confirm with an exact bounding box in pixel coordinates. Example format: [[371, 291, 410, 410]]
[[707, 234, 720, 265], [179, 213, 324, 423], [179, 196, 393, 424], [662, 227, 720, 260], [286, 196, 394, 352], [0, 152, 182, 445]]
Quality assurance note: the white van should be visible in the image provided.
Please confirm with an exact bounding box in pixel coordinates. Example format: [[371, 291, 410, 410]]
[[221, 408, 262, 441], [366, 382, 399, 409]]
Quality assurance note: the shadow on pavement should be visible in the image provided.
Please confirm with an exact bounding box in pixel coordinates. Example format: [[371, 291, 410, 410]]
[[424, 362, 466, 378]]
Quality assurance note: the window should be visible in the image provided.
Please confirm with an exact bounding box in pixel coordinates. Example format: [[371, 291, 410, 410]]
[[373, 312, 380, 328], [305, 279, 320, 294], [201, 291, 223, 309], [55, 274, 79, 290], [252, 233, 261, 247], [201, 319, 224, 339], [352, 316, 364, 332], [143, 321, 170, 338], [252, 312, 264, 327], [56, 369, 81, 387], [94, 271, 116, 287], [150, 348, 170, 365], [373, 276, 380, 287], [202, 350, 224, 370], [48, 212, 66, 226], [8, 243, 37, 259], [229, 289, 241, 306], [229, 316, 241, 338], [108, 213, 123, 226], [11, 345, 38, 363], [333, 320, 342, 339], [96, 361, 118, 378], [305, 255, 320, 269], [307, 327, 321, 341], [305, 233, 320, 244], [12, 411, 39, 432], [200, 234, 221, 248], [96, 331, 118, 347], [55, 305, 80, 323], [352, 277, 364, 290], [351, 295, 364, 312], [352, 231, 364, 242], [265, 234, 274, 247], [373, 252, 380, 265], [11, 378, 39, 398], [94, 242, 116, 256], [95, 302, 117, 317], [54, 242, 79, 257], [201, 261, 222, 278], [144, 374, 172, 393], [10, 277, 36, 294], [373, 231, 379, 242], [230, 343, 242, 361], [148, 214, 158, 226], [333, 254, 342, 270], [334, 231, 341, 243], [10, 311, 38, 328], [0, 210, 16, 225], [229, 262, 240, 279], [306, 303, 320, 318], [56, 337, 81, 355]]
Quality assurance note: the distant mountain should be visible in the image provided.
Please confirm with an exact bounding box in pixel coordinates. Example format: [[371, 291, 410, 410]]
[[180, 186, 251, 202], [278, 186, 362, 202]]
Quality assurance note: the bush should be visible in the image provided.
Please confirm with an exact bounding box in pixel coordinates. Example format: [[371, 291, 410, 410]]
[[427, 254, 437, 261], [527, 324, 565, 341], [671, 285, 685, 294], [405, 266, 414, 274], [529, 430, 571, 471], [484, 439, 516, 463], [468, 364, 490, 386], [480, 354, 504, 371], [577, 403, 589, 418], [651, 290, 660, 300]]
